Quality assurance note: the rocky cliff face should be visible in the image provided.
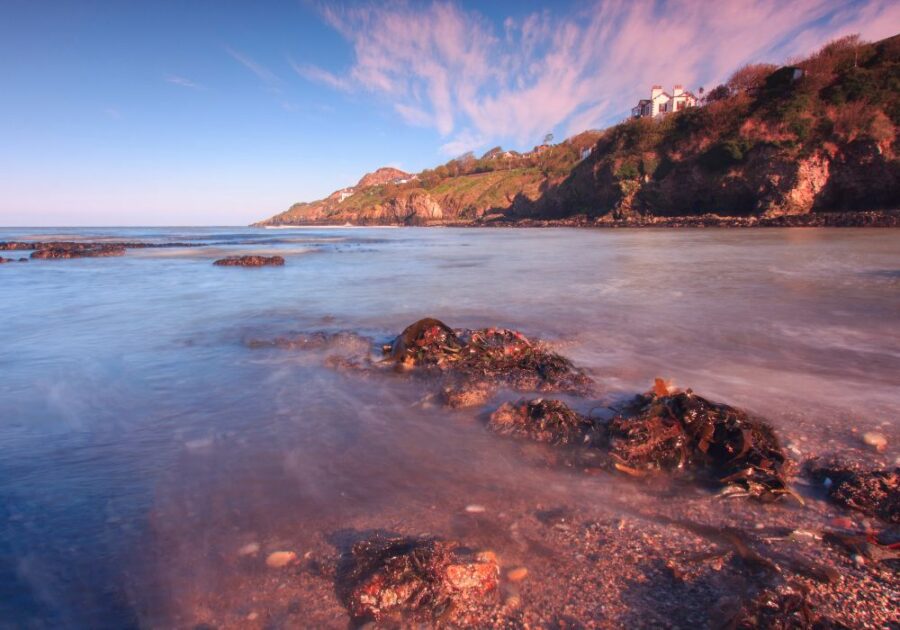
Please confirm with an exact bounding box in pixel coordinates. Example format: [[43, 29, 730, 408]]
[[257, 35, 899, 227]]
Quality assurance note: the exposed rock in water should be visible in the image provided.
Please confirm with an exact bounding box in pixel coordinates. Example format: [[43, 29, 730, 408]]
[[338, 535, 499, 624], [441, 378, 496, 409], [0, 257, 27, 263], [30, 243, 126, 259], [213, 255, 285, 267], [384, 318, 593, 394], [607, 380, 789, 500], [488, 399, 603, 447], [806, 459, 899, 523]]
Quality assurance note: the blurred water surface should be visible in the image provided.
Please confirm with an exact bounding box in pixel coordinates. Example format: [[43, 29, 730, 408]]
[[1, 226, 898, 626]]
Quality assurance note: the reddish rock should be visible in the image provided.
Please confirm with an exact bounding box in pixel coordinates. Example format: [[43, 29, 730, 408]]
[[213, 255, 285, 267], [441, 378, 496, 409], [340, 535, 499, 624]]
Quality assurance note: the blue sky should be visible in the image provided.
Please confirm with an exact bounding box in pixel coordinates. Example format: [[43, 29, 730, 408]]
[[1, 0, 897, 226]]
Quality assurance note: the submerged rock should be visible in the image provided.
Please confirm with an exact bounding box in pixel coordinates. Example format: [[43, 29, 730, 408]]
[[488, 399, 603, 447], [30, 243, 126, 259], [806, 460, 899, 523], [607, 381, 789, 500], [339, 535, 499, 624], [213, 255, 285, 267], [384, 318, 592, 394]]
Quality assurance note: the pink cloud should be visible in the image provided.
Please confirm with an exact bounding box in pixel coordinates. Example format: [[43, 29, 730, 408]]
[[305, 0, 897, 154], [289, 58, 351, 91]]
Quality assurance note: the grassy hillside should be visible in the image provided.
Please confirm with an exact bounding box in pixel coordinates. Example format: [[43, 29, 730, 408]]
[[258, 34, 899, 226]]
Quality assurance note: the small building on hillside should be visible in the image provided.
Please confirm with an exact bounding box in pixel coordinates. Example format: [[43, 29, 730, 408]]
[[632, 85, 698, 118]]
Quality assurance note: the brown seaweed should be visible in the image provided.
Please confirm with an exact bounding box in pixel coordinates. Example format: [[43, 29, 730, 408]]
[[607, 381, 790, 500]]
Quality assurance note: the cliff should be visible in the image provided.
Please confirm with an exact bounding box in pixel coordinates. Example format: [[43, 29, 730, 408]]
[[257, 34, 900, 227]]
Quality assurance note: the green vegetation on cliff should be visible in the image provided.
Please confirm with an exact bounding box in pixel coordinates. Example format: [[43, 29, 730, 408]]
[[258, 34, 899, 226]]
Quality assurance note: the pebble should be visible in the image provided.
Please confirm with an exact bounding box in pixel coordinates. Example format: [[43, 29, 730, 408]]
[[238, 542, 261, 556], [465, 504, 486, 513], [266, 551, 297, 568], [247, 612, 258, 621], [862, 432, 887, 452], [507, 567, 529, 582]]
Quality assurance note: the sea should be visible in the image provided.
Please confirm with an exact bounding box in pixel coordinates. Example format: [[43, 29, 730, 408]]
[[1, 226, 898, 627]]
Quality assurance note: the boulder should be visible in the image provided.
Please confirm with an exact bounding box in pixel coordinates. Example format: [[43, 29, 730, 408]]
[[340, 535, 499, 624]]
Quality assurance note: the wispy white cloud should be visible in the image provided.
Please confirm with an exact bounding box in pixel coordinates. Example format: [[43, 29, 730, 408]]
[[226, 46, 281, 86], [165, 74, 204, 90], [289, 57, 351, 91], [305, 0, 899, 153]]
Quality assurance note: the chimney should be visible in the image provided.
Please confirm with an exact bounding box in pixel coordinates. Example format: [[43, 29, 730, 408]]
[[651, 85, 663, 99], [673, 85, 684, 97]]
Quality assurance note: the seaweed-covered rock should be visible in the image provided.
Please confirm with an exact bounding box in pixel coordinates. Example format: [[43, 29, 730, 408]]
[[489, 399, 603, 447], [31, 243, 126, 259], [441, 378, 496, 409], [213, 255, 285, 267], [722, 584, 834, 630], [806, 460, 899, 523], [384, 318, 592, 394], [607, 381, 789, 499], [340, 535, 499, 624]]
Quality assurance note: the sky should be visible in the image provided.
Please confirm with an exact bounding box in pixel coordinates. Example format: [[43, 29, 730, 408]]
[[1, 0, 897, 226]]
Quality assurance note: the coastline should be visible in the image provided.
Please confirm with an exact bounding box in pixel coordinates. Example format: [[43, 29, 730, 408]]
[[257, 209, 900, 229]]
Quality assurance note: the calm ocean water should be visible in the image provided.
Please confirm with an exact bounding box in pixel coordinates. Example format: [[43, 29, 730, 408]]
[[1, 226, 898, 627]]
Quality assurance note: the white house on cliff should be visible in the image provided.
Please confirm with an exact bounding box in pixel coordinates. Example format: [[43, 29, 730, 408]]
[[632, 85, 698, 118]]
